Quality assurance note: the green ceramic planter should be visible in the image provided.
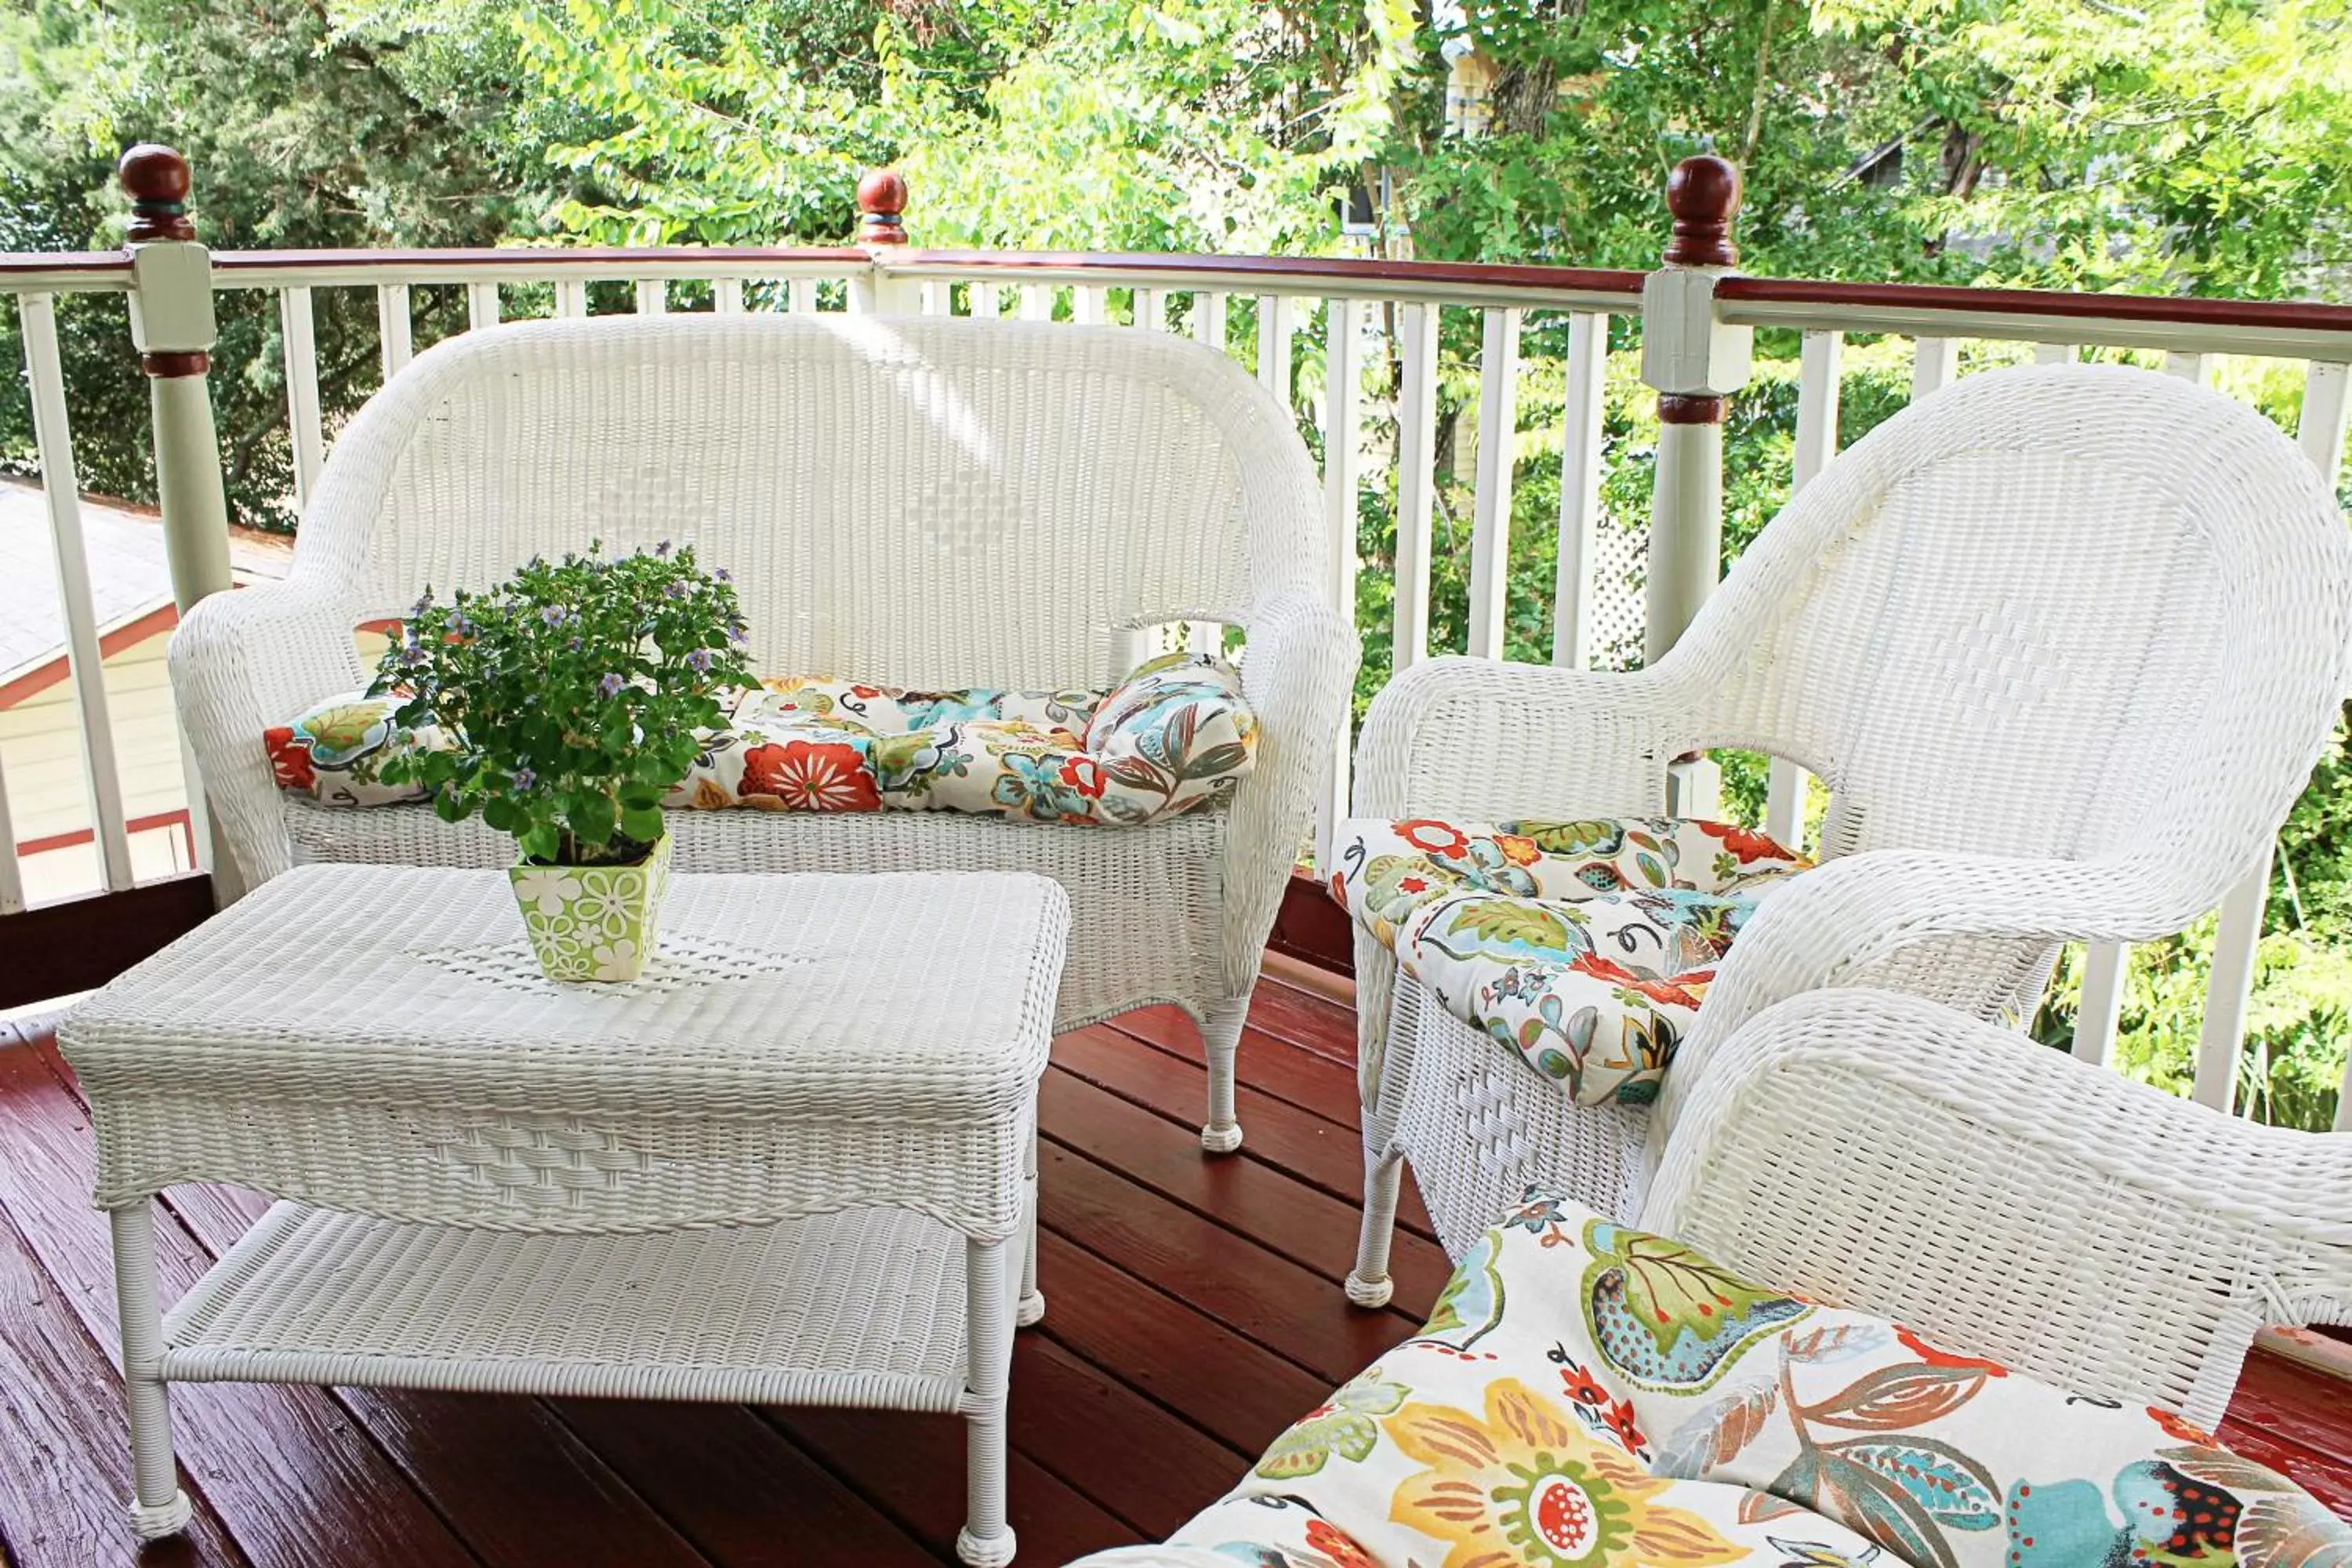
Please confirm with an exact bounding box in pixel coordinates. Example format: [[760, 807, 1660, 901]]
[[507, 832, 674, 982]]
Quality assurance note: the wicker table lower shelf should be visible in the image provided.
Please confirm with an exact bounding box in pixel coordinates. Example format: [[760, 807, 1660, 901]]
[[162, 1201, 995, 1412]]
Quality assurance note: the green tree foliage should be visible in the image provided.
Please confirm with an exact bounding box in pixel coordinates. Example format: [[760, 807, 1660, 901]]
[[5, 0, 2349, 1122]]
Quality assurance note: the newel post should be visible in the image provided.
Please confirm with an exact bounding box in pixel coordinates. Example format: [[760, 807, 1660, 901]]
[[122, 144, 241, 903], [120, 145, 233, 614], [851, 168, 921, 314], [1640, 155, 1752, 815]]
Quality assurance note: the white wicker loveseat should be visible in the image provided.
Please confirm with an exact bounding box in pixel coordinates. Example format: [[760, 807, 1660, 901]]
[[169, 314, 1357, 1149], [1344, 363, 2352, 1296]]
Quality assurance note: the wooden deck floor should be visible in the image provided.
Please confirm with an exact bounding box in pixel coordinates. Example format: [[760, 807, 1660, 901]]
[[0, 981, 2347, 1566]]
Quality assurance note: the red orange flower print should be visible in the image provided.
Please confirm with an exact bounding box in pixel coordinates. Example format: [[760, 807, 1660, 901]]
[[740, 739, 880, 812], [263, 726, 316, 792], [1398, 818, 1471, 857]]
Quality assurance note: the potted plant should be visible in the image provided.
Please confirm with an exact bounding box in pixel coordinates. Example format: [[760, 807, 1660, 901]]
[[371, 542, 753, 982]]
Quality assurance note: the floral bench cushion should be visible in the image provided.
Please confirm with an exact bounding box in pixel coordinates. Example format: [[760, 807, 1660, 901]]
[[1078, 1190, 2347, 1568], [267, 654, 1258, 829], [1330, 818, 1808, 1106]]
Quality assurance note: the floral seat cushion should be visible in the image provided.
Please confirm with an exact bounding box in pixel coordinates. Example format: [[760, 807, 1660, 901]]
[[263, 654, 1257, 828], [1330, 817, 1808, 1106], [1080, 1191, 2348, 1568], [667, 652, 1258, 825]]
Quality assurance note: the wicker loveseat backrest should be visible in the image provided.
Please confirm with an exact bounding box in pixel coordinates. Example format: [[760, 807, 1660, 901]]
[[290, 314, 1319, 692]]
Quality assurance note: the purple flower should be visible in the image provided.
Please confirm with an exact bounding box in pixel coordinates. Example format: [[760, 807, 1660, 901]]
[[713, 566, 731, 583], [599, 672, 626, 699], [567, 637, 582, 652], [654, 539, 672, 557], [662, 579, 688, 599], [540, 604, 569, 626], [448, 611, 474, 637], [514, 768, 537, 790], [686, 648, 714, 673]]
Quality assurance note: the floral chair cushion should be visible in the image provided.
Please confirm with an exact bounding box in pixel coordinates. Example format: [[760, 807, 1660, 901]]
[[1330, 818, 1808, 1106], [261, 690, 449, 808], [1077, 1190, 2348, 1568], [664, 654, 1256, 826]]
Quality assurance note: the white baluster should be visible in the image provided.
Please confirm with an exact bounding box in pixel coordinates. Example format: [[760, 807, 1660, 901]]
[[2033, 342, 2076, 365], [1192, 291, 1228, 353], [970, 280, 1000, 321], [1073, 285, 1105, 325], [17, 292, 136, 892], [1019, 284, 1054, 322], [278, 286, 325, 513], [554, 278, 590, 318], [712, 278, 744, 314], [1392, 300, 1440, 673], [1466, 307, 1522, 659], [1764, 329, 1842, 848], [0, 750, 24, 914], [789, 277, 818, 315], [1134, 287, 1164, 332], [1911, 336, 1958, 397], [1552, 311, 1609, 670], [2165, 350, 2213, 385], [635, 279, 667, 315], [1257, 294, 1294, 405], [376, 283, 413, 379], [466, 281, 500, 330], [2073, 942, 2129, 1068], [1319, 298, 1364, 870]]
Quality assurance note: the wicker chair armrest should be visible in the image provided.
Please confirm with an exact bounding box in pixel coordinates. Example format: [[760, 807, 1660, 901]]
[[1351, 655, 1683, 823], [1645, 988, 2352, 1426], [1690, 846, 2187, 1047], [168, 577, 368, 887]]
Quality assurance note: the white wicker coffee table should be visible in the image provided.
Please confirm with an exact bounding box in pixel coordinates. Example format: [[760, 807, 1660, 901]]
[[59, 863, 1069, 1567]]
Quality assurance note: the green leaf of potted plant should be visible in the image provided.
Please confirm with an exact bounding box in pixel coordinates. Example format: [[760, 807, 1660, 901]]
[[368, 541, 755, 982]]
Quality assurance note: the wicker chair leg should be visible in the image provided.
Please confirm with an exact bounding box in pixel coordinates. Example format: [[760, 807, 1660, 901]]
[[1345, 1145, 1405, 1308], [1198, 999, 1250, 1154], [110, 1203, 193, 1540], [958, 1235, 1017, 1568], [1017, 1120, 1045, 1327]]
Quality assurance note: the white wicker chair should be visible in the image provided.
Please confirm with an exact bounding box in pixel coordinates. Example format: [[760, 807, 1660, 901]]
[[1071, 987, 2352, 1568], [168, 314, 1357, 1151], [1345, 363, 2352, 1300], [1647, 987, 2352, 1432]]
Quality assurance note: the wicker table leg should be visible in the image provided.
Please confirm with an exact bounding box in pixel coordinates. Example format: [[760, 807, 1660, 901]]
[[957, 1235, 1016, 1568], [1017, 1120, 1045, 1328], [109, 1203, 194, 1539]]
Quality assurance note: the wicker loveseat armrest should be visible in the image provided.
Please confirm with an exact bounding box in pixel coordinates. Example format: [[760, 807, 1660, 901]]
[[168, 576, 368, 887], [1644, 987, 2352, 1430], [1218, 588, 1359, 989]]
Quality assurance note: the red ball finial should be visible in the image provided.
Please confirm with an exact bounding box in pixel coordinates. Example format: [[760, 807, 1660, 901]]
[[119, 144, 196, 243], [856, 169, 908, 246], [1664, 155, 1741, 268]]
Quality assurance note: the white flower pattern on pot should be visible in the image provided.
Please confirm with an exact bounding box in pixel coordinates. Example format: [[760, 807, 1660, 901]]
[[510, 867, 585, 919]]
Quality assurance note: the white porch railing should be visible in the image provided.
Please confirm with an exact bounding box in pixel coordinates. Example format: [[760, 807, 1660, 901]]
[[5, 146, 2351, 1131]]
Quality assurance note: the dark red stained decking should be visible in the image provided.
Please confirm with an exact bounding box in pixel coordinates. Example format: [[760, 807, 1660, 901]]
[[0, 983, 2346, 1566]]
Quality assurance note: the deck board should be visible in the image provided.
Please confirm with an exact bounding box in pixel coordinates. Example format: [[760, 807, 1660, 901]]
[[1, 979, 2347, 1564]]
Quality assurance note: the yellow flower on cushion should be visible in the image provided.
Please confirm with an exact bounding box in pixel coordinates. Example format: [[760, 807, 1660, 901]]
[[1386, 1379, 1742, 1568]]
